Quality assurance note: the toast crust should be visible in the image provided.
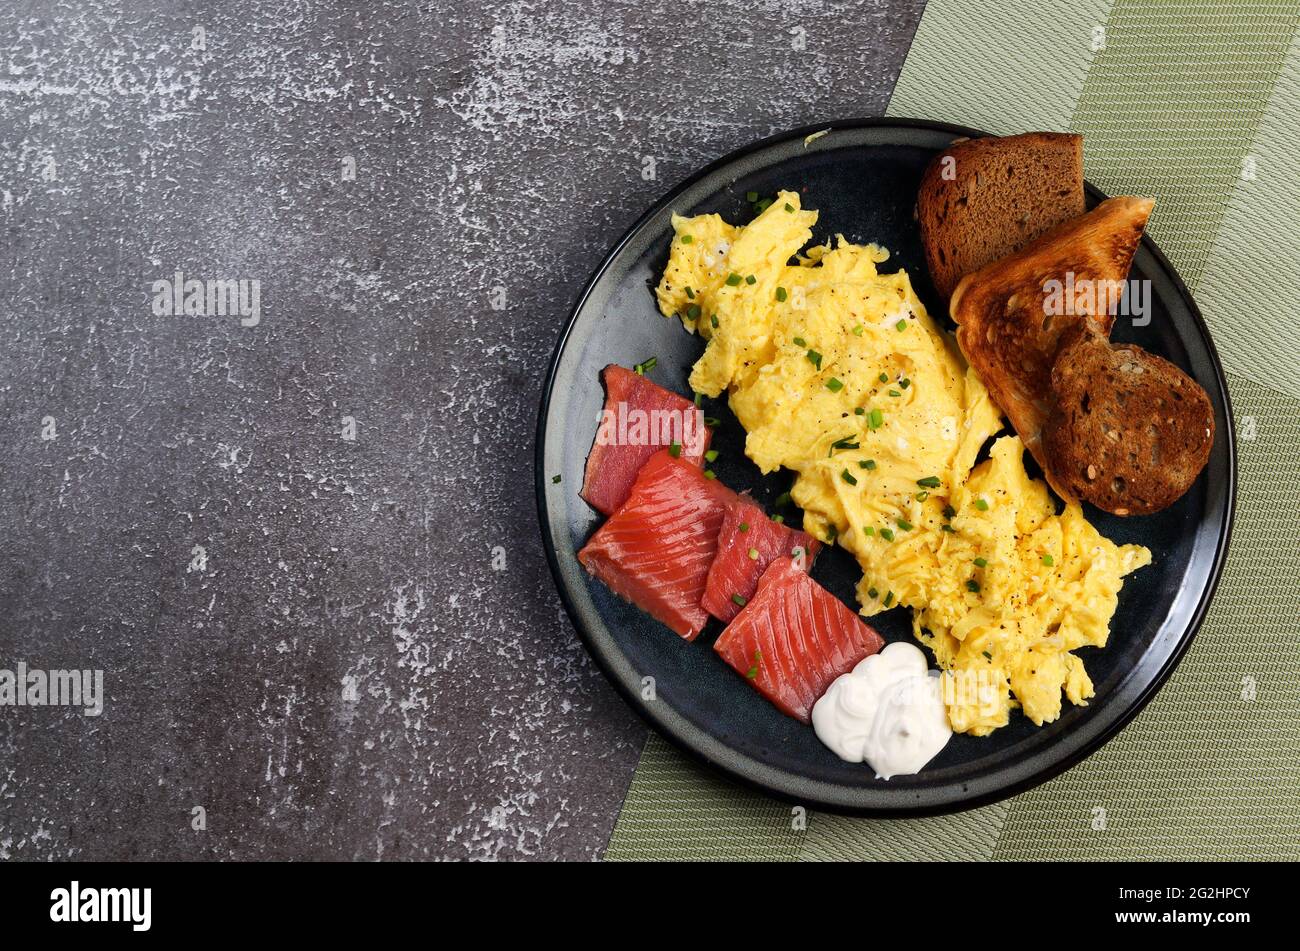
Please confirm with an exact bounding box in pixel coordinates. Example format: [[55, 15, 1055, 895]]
[[950, 196, 1155, 497]]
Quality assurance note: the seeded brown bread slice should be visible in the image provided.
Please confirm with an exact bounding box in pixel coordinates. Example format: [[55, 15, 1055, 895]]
[[1043, 327, 1214, 515], [918, 132, 1085, 302], [950, 195, 1155, 499]]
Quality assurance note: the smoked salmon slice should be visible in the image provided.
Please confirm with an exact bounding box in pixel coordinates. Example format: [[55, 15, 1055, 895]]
[[702, 497, 821, 623], [715, 558, 884, 722], [578, 448, 736, 640], [580, 364, 712, 516]]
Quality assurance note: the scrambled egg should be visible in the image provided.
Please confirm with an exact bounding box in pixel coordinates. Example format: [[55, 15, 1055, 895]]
[[656, 191, 1151, 735]]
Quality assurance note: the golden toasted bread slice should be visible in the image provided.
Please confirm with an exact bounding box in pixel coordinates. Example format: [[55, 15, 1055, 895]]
[[1043, 326, 1214, 515], [918, 132, 1085, 302], [950, 195, 1155, 498]]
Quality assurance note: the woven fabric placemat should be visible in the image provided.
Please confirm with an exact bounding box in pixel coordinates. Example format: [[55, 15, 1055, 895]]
[[606, 0, 1300, 861]]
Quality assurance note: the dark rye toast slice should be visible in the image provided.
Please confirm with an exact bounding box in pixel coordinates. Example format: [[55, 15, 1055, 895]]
[[918, 132, 1085, 302], [1043, 326, 1214, 515], [950, 195, 1155, 500]]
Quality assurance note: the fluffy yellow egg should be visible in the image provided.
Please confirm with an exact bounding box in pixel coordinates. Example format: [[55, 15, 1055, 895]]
[[656, 191, 1151, 736]]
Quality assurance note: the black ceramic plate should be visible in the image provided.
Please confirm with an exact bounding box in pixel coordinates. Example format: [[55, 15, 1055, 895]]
[[536, 118, 1235, 815]]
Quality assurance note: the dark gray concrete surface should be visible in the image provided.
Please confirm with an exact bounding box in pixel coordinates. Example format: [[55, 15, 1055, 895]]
[[0, 0, 925, 860]]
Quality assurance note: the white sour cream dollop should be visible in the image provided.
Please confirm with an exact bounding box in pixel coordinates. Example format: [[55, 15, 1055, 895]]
[[811, 642, 952, 779]]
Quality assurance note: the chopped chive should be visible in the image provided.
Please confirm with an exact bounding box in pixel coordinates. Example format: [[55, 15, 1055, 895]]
[[864, 527, 875, 536], [888, 389, 901, 397], [731, 592, 747, 606], [982, 651, 993, 661], [738, 522, 750, 533], [684, 286, 694, 299], [694, 392, 703, 407], [884, 591, 895, 607], [880, 528, 895, 541], [864, 459, 877, 470], [974, 498, 990, 511], [854, 407, 865, 416], [824, 524, 838, 543], [776, 286, 788, 302], [900, 378, 911, 389], [772, 514, 784, 524], [633, 356, 657, 375], [680, 234, 694, 244], [745, 191, 758, 202], [825, 377, 843, 392], [841, 469, 858, 486], [704, 416, 720, 426], [551, 474, 561, 484], [878, 372, 889, 383], [703, 470, 717, 480], [668, 441, 682, 458], [852, 325, 864, 336], [966, 579, 981, 593], [774, 491, 792, 507], [1042, 554, 1055, 566], [974, 557, 987, 568], [895, 319, 908, 332], [858, 460, 870, 469], [830, 436, 860, 452], [754, 198, 772, 213], [686, 303, 701, 320], [784, 202, 794, 212], [867, 408, 884, 430], [917, 476, 941, 488], [941, 524, 956, 533], [748, 547, 759, 560], [711, 314, 719, 328], [868, 587, 879, 599], [725, 273, 742, 287], [704, 449, 718, 462], [746, 648, 762, 679], [915, 490, 929, 501], [792, 336, 806, 347], [806, 349, 823, 369], [943, 504, 956, 519], [896, 519, 913, 532], [745, 274, 756, 285]]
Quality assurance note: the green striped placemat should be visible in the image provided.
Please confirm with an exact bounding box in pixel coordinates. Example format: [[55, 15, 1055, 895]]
[[606, 0, 1300, 861]]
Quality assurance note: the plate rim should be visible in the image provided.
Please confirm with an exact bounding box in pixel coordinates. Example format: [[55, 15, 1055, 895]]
[[534, 116, 1238, 817]]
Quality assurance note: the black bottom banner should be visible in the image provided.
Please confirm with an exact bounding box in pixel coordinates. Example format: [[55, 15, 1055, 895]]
[[0, 860, 1280, 937]]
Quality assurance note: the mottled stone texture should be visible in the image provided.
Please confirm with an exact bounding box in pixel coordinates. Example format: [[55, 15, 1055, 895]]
[[0, 0, 924, 860]]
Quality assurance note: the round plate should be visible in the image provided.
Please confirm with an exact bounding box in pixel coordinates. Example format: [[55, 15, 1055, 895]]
[[535, 118, 1236, 815]]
